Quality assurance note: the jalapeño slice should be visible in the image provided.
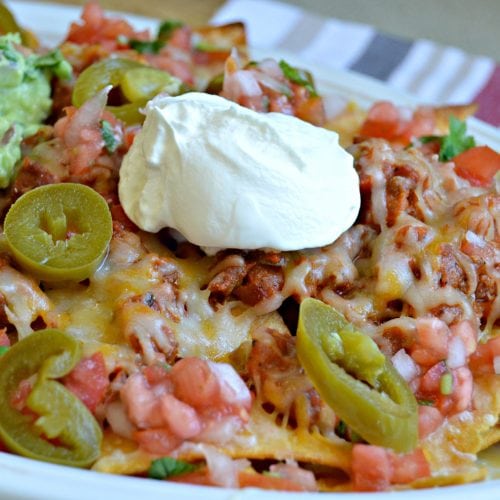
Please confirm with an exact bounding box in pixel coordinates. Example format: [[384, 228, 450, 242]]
[[4, 183, 112, 282]]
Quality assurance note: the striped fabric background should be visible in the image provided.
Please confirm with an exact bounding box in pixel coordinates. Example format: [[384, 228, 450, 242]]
[[211, 0, 500, 127]]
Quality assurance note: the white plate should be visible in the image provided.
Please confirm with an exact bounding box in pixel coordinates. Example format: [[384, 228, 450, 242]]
[[1, 2, 500, 499]]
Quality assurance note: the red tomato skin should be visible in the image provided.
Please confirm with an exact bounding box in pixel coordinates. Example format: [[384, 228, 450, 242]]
[[389, 449, 431, 484], [133, 427, 181, 455], [352, 444, 392, 492], [454, 146, 500, 187], [360, 101, 401, 140], [64, 352, 109, 413]]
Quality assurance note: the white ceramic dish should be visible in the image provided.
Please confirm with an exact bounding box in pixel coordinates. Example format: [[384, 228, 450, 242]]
[[2, 2, 499, 499]]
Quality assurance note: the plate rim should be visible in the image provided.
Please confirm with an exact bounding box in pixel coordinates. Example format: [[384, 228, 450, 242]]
[[1, 2, 499, 499]]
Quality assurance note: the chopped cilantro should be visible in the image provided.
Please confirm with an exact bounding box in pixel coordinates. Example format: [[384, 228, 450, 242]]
[[0, 346, 9, 356], [335, 420, 347, 438], [279, 59, 317, 96], [158, 20, 184, 41], [148, 457, 197, 480], [417, 399, 435, 407], [100, 120, 119, 153], [128, 19, 184, 55], [420, 116, 475, 162], [129, 39, 164, 55], [439, 116, 476, 161]]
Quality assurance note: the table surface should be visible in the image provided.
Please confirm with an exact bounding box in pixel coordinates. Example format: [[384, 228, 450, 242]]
[[37, 0, 500, 62]]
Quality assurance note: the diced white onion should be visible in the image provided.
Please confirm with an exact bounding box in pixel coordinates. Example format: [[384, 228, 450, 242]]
[[392, 349, 419, 381], [105, 400, 135, 439], [447, 336, 467, 369], [322, 93, 348, 121]]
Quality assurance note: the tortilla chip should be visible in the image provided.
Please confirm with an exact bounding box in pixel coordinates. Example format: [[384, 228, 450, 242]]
[[324, 101, 367, 147], [433, 104, 478, 133]]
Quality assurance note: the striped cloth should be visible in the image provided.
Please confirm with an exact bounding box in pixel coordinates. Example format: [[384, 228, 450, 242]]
[[211, 0, 500, 127]]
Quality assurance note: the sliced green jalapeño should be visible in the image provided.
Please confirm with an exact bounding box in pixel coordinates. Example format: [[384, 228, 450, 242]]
[[4, 183, 112, 282], [0, 329, 102, 467], [296, 298, 418, 453]]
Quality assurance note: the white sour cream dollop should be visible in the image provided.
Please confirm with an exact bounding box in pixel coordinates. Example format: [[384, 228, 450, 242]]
[[118, 92, 360, 253]]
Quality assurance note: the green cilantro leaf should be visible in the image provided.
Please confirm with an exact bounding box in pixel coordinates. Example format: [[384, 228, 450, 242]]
[[158, 20, 184, 41], [279, 59, 318, 96], [148, 457, 197, 480], [417, 399, 435, 407], [0, 346, 9, 357], [128, 20, 184, 54], [129, 39, 164, 54], [439, 116, 475, 161], [100, 120, 119, 153], [419, 116, 475, 162]]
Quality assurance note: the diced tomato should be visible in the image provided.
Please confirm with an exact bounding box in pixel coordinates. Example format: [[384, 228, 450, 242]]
[[238, 471, 306, 491], [159, 394, 201, 439], [450, 320, 477, 356], [469, 336, 500, 374], [66, 1, 148, 50], [168, 26, 192, 51], [170, 468, 214, 486], [402, 106, 435, 141], [453, 146, 500, 187], [419, 362, 447, 395], [133, 427, 181, 455], [295, 96, 326, 126], [143, 364, 170, 385], [389, 449, 431, 484], [411, 318, 449, 366], [352, 444, 431, 491], [360, 101, 401, 141], [418, 405, 444, 439], [110, 204, 139, 232], [352, 444, 392, 492], [360, 102, 436, 145], [449, 366, 473, 413], [170, 357, 220, 410], [63, 352, 109, 413], [0, 329, 9, 347], [193, 49, 231, 65]]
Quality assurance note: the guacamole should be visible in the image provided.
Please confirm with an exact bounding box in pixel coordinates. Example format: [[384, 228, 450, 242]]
[[0, 34, 71, 188]]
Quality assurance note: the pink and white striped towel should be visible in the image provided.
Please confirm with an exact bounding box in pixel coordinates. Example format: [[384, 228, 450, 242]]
[[211, 0, 499, 126]]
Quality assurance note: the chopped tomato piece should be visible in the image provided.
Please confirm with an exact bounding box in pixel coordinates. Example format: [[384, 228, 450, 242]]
[[418, 405, 444, 439], [143, 364, 170, 385], [360, 102, 436, 145], [238, 471, 305, 491], [170, 468, 214, 486], [63, 352, 109, 413], [352, 444, 392, 492], [389, 449, 431, 484], [295, 96, 326, 126], [453, 145, 500, 187], [352, 444, 431, 491], [133, 427, 181, 455], [66, 1, 148, 50], [360, 101, 401, 141], [418, 361, 447, 395], [470, 336, 500, 374]]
